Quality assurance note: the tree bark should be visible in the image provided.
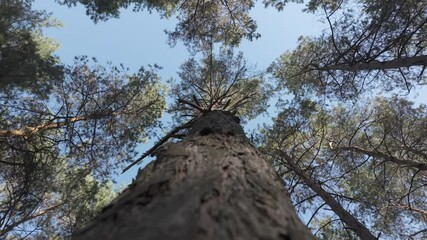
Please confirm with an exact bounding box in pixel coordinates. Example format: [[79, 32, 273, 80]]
[[323, 55, 427, 71], [73, 111, 314, 240]]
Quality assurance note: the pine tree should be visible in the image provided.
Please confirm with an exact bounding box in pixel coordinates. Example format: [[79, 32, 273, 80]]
[[74, 110, 314, 240]]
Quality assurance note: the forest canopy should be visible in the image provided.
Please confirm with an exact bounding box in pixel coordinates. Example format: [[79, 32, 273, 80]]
[[1, 0, 426, 239]]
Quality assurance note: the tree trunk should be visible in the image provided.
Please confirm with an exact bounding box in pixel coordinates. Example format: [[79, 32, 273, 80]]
[[279, 152, 377, 240], [73, 111, 314, 240], [337, 146, 427, 171], [323, 55, 427, 71]]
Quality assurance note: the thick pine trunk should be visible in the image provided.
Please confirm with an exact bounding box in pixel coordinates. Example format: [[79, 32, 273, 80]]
[[73, 111, 314, 240]]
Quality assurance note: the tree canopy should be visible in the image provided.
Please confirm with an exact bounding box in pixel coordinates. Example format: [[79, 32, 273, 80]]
[[0, 1, 166, 237], [0, 56, 166, 237], [1, 0, 426, 239], [269, 0, 427, 99], [261, 96, 426, 239], [170, 48, 271, 121], [0, 0, 62, 95]]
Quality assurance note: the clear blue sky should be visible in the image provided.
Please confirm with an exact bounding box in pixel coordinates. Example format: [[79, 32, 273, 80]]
[[32, 1, 326, 186]]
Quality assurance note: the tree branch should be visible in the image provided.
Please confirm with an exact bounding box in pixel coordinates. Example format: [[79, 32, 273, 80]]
[[337, 146, 427, 171]]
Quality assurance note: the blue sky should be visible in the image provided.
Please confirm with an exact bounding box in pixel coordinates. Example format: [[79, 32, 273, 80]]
[[33, 2, 324, 75], [32, 1, 326, 186]]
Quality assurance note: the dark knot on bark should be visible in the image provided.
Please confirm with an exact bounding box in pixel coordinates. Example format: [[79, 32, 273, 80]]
[[187, 110, 245, 138]]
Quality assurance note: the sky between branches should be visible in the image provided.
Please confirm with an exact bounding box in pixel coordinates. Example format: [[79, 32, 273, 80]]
[[32, 1, 427, 186]]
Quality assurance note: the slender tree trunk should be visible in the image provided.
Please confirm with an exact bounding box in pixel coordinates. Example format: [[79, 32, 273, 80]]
[[323, 55, 427, 71], [279, 152, 377, 240], [337, 146, 427, 171], [0, 109, 126, 137], [73, 111, 314, 240]]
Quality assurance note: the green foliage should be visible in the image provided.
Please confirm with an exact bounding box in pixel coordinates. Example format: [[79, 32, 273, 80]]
[[1, 165, 117, 239], [57, 57, 166, 175], [39, 172, 117, 238], [263, 0, 303, 11], [3, 1, 425, 239], [170, 48, 271, 121], [0, 56, 166, 237], [269, 37, 330, 98], [270, 0, 427, 100], [262, 97, 427, 239], [311, 217, 358, 240], [56, 0, 180, 21], [0, 0, 63, 96]]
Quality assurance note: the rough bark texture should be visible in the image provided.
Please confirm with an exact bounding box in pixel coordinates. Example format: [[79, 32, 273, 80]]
[[73, 111, 314, 240]]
